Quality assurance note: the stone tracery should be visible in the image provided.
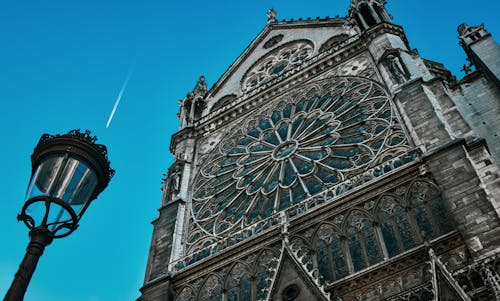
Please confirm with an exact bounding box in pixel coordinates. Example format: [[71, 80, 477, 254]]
[[190, 76, 410, 243], [173, 178, 459, 301], [241, 40, 314, 92]]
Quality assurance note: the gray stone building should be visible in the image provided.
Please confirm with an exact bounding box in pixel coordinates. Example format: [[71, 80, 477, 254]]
[[139, 1, 500, 300]]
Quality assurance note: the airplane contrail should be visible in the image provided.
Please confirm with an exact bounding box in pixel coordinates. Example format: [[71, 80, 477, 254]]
[[106, 67, 134, 128]]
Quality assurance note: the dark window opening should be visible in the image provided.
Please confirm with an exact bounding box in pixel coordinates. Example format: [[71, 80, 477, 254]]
[[360, 4, 377, 27]]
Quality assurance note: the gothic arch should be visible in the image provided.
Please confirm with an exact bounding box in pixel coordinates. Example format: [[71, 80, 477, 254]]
[[343, 209, 384, 272], [210, 94, 237, 113], [224, 261, 252, 301], [312, 222, 349, 283], [241, 39, 314, 91], [196, 273, 224, 301], [406, 179, 454, 239], [319, 34, 350, 53], [374, 193, 418, 257], [174, 286, 196, 301], [290, 235, 314, 254]]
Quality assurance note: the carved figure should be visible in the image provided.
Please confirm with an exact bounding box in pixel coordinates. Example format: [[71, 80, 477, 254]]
[[193, 76, 208, 97], [267, 8, 277, 23], [167, 165, 182, 200], [171, 166, 181, 192], [461, 64, 472, 74], [386, 54, 409, 84]]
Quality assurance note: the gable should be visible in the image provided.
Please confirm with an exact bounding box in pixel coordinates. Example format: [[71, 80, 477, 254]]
[[265, 242, 330, 301], [204, 19, 357, 114]]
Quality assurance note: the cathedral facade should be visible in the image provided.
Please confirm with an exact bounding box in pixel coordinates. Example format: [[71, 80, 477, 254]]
[[139, 1, 500, 300]]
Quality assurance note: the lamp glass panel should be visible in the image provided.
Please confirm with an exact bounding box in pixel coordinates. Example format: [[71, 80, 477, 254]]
[[26, 155, 65, 201], [26, 155, 98, 214], [52, 156, 98, 207]]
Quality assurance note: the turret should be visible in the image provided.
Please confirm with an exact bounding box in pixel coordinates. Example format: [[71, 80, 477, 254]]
[[177, 76, 208, 129], [348, 0, 391, 31], [458, 23, 500, 87]]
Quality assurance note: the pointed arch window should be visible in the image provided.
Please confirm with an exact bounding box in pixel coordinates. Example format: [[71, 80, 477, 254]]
[[226, 262, 252, 301], [175, 287, 196, 301], [376, 195, 418, 257], [314, 223, 349, 282], [345, 211, 383, 272], [407, 180, 454, 239], [254, 249, 279, 301], [197, 275, 223, 301]]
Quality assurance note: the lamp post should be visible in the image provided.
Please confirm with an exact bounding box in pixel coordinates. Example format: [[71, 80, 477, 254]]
[[4, 129, 114, 301]]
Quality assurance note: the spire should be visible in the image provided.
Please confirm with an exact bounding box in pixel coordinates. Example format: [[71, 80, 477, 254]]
[[458, 23, 500, 86], [348, 0, 391, 31], [177, 76, 208, 129], [458, 23, 490, 46]]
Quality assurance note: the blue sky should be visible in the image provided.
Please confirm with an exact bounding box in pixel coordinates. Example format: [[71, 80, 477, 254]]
[[0, 1, 499, 300]]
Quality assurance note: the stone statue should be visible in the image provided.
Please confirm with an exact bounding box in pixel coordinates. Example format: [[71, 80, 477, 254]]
[[168, 165, 182, 200], [461, 64, 472, 74], [193, 76, 208, 98], [171, 166, 181, 192], [386, 54, 409, 84], [267, 8, 277, 24]]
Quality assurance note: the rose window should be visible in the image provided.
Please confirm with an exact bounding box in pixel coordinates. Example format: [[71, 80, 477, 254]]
[[192, 76, 409, 238], [242, 40, 314, 92]]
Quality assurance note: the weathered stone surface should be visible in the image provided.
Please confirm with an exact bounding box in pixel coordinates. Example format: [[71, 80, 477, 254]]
[[140, 3, 500, 301]]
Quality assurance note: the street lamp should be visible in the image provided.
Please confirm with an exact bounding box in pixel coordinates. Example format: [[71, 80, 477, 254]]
[[4, 129, 114, 301]]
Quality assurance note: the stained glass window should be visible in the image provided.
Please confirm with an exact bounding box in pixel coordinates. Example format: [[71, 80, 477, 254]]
[[346, 211, 383, 271], [226, 263, 252, 301], [191, 77, 410, 242], [175, 287, 195, 301], [377, 195, 416, 257], [407, 180, 453, 239], [314, 224, 348, 282], [198, 275, 223, 301]]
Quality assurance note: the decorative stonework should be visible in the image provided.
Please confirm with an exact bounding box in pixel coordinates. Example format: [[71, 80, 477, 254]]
[[263, 34, 284, 49], [319, 34, 350, 53], [173, 245, 281, 301], [241, 40, 314, 92], [323, 55, 377, 79], [198, 132, 224, 155], [191, 76, 409, 240]]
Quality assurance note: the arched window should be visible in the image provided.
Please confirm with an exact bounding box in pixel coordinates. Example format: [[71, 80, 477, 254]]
[[211, 94, 237, 113], [373, 4, 388, 22], [314, 223, 349, 283], [197, 274, 223, 301], [319, 34, 350, 53], [253, 249, 279, 301], [226, 262, 252, 301], [376, 194, 418, 257], [175, 286, 196, 301], [406, 180, 454, 240], [344, 210, 383, 272], [359, 4, 377, 27]]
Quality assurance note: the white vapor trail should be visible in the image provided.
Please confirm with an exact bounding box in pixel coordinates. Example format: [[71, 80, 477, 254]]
[[106, 67, 134, 128]]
